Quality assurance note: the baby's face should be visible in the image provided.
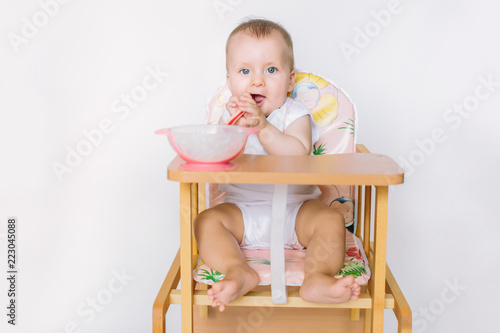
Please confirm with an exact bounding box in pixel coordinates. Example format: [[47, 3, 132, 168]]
[[226, 31, 295, 116]]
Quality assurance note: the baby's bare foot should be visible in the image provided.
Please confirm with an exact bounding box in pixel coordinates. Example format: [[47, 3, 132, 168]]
[[299, 273, 360, 303], [207, 264, 259, 311]]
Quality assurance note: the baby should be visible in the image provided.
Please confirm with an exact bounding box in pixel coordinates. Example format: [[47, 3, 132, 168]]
[[194, 18, 360, 311]]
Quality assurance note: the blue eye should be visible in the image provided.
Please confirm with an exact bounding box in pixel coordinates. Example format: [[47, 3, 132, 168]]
[[240, 69, 249, 74], [267, 67, 277, 74]]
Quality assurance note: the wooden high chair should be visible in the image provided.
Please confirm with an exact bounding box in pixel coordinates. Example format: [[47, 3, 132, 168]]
[[153, 72, 412, 332]]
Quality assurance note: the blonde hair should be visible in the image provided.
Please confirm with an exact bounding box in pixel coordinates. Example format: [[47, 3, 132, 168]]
[[226, 18, 295, 70]]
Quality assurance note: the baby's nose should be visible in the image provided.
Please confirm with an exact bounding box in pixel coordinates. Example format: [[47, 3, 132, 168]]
[[251, 74, 264, 86]]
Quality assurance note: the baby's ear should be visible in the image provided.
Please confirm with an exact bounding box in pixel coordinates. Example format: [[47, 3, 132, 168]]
[[288, 69, 296, 92]]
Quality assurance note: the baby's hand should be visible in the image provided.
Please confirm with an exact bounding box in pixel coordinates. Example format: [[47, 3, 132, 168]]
[[226, 96, 240, 116], [225, 96, 245, 125], [236, 93, 268, 130], [226, 96, 252, 126]]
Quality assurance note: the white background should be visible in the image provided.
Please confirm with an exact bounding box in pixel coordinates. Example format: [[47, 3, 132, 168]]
[[1, 0, 499, 332]]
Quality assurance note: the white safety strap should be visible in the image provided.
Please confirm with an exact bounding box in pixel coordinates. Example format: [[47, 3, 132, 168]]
[[270, 184, 288, 304], [281, 98, 292, 132]]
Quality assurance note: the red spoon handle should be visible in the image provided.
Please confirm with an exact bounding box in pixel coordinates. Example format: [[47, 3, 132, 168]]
[[224, 111, 245, 125]]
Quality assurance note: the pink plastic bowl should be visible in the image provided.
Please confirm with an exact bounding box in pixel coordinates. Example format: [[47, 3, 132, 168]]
[[155, 125, 259, 170]]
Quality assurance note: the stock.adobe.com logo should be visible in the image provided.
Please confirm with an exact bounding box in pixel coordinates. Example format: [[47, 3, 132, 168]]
[[51, 65, 169, 182], [397, 74, 499, 179], [8, 0, 74, 53], [339, 0, 403, 64], [57, 269, 134, 333], [413, 278, 467, 332]]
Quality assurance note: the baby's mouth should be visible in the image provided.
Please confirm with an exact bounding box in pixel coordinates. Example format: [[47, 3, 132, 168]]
[[251, 94, 265, 107]]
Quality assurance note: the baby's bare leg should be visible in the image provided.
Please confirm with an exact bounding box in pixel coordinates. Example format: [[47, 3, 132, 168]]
[[194, 203, 259, 311], [295, 200, 361, 303]]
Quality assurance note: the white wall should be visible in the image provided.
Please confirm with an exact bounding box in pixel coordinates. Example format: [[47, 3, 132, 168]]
[[1, 1, 499, 332]]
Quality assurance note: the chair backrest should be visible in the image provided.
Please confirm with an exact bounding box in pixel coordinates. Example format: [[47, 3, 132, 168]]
[[205, 70, 358, 230]]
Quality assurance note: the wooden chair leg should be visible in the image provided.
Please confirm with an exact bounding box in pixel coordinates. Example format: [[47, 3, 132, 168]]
[[363, 186, 372, 257], [350, 308, 360, 321], [355, 185, 363, 238], [180, 183, 194, 333], [198, 283, 209, 319], [153, 249, 181, 333], [364, 308, 372, 333], [371, 186, 388, 333]]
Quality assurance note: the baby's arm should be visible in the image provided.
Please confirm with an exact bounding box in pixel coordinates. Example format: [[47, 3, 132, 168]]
[[258, 116, 312, 155]]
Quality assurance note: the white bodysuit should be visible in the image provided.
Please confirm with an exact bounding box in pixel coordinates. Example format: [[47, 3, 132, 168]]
[[220, 98, 321, 249]]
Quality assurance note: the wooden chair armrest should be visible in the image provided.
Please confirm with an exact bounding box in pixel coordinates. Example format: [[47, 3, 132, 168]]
[[386, 264, 412, 332], [356, 144, 371, 153], [153, 249, 181, 332]]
